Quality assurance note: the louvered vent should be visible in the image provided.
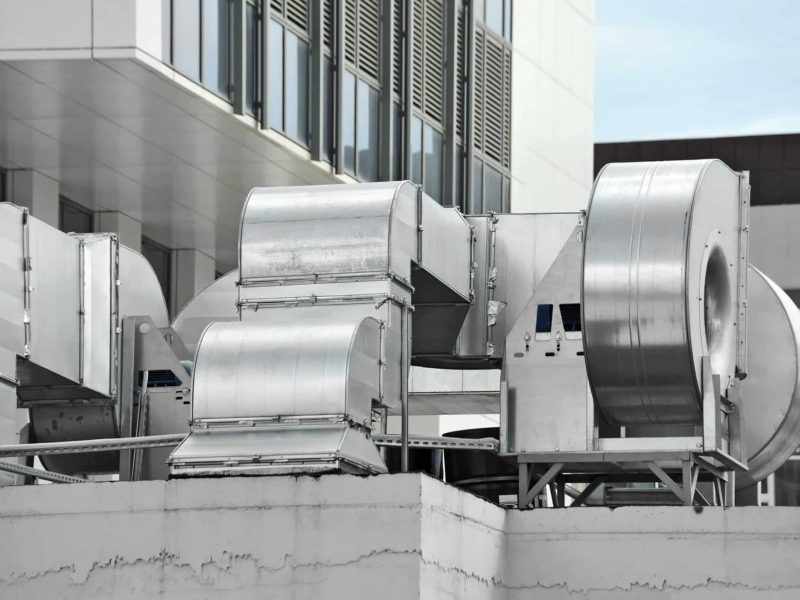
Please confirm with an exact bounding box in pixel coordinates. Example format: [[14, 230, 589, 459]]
[[483, 35, 504, 165], [422, 0, 444, 123], [270, 0, 283, 13], [473, 28, 485, 152], [392, 0, 403, 96], [358, 0, 380, 80], [344, 0, 357, 65], [412, 0, 424, 110], [286, 0, 308, 32], [502, 47, 512, 169], [323, 0, 334, 51], [455, 5, 465, 139]]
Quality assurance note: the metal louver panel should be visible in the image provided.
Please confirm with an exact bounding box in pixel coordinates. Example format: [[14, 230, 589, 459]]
[[484, 35, 504, 165], [286, 0, 308, 32], [412, 0, 424, 110], [323, 0, 334, 51], [270, 0, 283, 13], [392, 0, 403, 96], [358, 0, 380, 80], [502, 47, 512, 169], [422, 0, 444, 123], [344, 0, 357, 65], [473, 28, 485, 152]]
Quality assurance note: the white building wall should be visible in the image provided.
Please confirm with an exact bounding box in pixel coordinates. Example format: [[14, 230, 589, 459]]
[[511, 0, 594, 213], [1, 474, 798, 598]]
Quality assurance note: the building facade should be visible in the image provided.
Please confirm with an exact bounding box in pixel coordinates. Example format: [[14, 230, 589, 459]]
[[0, 0, 593, 315]]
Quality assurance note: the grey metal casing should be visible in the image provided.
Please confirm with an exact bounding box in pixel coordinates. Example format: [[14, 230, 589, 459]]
[[583, 160, 747, 426], [503, 227, 591, 453]]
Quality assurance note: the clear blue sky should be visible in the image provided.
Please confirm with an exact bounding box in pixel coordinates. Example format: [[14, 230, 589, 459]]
[[595, 0, 800, 142]]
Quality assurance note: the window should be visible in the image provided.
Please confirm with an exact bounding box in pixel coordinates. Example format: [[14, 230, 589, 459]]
[[356, 80, 379, 181], [484, 164, 502, 213], [201, 0, 231, 96], [141, 237, 172, 309], [268, 0, 310, 144], [423, 124, 443, 202], [479, 0, 512, 42], [0, 168, 5, 203], [285, 31, 309, 142], [167, 0, 233, 100], [342, 71, 357, 174], [268, 19, 284, 128], [321, 57, 334, 161], [173, 0, 201, 80], [59, 197, 93, 234], [411, 117, 423, 185]]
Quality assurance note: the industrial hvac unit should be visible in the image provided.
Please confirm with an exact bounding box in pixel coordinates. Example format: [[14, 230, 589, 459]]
[[2, 159, 800, 509]]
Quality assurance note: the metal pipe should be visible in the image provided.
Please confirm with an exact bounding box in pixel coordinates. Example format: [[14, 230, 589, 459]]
[[0, 434, 186, 458], [400, 301, 409, 472]]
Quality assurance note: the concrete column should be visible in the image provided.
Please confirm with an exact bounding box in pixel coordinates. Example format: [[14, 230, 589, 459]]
[[170, 249, 215, 315], [94, 211, 142, 252], [6, 170, 59, 227]]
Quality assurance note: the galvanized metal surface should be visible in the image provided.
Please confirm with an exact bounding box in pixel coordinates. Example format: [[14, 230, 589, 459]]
[[171, 270, 239, 356], [738, 266, 800, 487], [191, 317, 382, 424], [504, 226, 590, 453], [583, 160, 744, 426], [118, 246, 169, 329], [0, 460, 86, 484], [169, 423, 386, 476], [0, 204, 25, 355], [0, 433, 185, 458]]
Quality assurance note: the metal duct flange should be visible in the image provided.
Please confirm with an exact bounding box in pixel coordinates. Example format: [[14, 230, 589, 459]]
[[583, 160, 746, 425]]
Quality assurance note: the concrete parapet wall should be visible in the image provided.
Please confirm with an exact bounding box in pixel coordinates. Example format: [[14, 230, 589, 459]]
[[1, 474, 799, 598]]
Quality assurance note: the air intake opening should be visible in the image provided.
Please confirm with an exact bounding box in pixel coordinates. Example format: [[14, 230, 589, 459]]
[[703, 245, 734, 377]]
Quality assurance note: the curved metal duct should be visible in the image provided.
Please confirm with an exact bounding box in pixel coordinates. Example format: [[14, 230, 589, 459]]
[[738, 266, 800, 488], [583, 160, 746, 426], [170, 316, 386, 476], [171, 270, 239, 357]]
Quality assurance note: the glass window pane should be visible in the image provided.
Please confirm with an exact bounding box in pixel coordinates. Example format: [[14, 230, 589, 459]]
[[485, 164, 502, 213], [322, 57, 334, 161], [141, 238, 172, 312], [268, 19, 284, 129], [59, 199, 93, 234], [485, 0, 503, 35], [504, 0, 513, 42], [503, 176, 510, 211], [472, 157, 483, 213], [423, 125, 443, 203], [173, 0, 200, 80], [357, 80, 378, 182], [202, 0, 230, 97], [411, 117, 423, 185], [342, 71, 356, 174], [245, 2, 258, 114], [285, 32, 309, 145], [162, 0, 172, 63]]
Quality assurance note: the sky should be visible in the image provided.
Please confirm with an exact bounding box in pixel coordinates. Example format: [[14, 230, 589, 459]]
[[595, 0, 800, 142]]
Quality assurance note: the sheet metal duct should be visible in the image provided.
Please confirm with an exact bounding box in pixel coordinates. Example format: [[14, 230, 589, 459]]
[[738, 266, 800, 487], [170, 316, 386, 476], [583, 160, 747, 426]]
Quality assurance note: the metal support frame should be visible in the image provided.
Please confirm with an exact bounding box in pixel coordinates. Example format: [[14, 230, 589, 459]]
[[0, 434, 186, 458], [334, 0, 346, 174], [378, 0, 395, 181], [232, 0, 247, 115], [463, 0, 476, 214], [443, 0, 459, 207], [402, 0, 414, 179], [400, 301, 410, 472], [374, 434, 498, 451], [0, 460, 87, 484], [516, 452, 736, 509], [309, 0, 324, 160], [259, 0, 272, 129]]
